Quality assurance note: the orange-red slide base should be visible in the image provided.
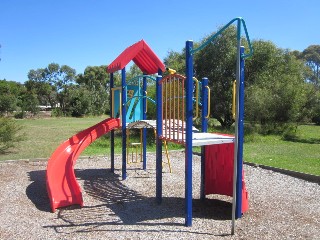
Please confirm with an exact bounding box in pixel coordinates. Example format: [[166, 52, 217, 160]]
[[46, 118, 120, 212]]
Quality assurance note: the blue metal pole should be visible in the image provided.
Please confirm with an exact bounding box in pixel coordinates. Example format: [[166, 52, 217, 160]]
[[231, 19, 242, 235], [142, 75, 147, 170], [235, 46, 245, 218], [185, 40, 194, 227], [200, 77, 208, 200], [156, 70, 163, 204], [121, 68, 127, 180], [110, 73, 115, 173]]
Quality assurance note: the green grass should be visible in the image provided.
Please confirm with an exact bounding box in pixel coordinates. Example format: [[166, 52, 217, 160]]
[[243, 125, 320, 176], [0, 117, 319, 176], [0, 116, 109, 161]]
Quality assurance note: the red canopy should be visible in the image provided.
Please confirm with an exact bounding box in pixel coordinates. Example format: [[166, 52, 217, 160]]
[[107, 39, 165, 74]]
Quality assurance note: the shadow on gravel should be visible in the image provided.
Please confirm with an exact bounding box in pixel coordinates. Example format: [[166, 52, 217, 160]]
[[25, 167, 232, 236], [26, 170, 51, 212], [79, 169, 231, 222], [41, 168, 232, 235]]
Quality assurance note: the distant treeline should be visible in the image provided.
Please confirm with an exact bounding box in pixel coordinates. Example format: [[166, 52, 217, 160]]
[[1, 26, 319, 133]]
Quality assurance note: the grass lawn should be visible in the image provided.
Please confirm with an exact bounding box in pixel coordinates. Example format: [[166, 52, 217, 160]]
[[0, 116, 108, 161], [243, 125, 320, 176], [1, 117, 319, 176]]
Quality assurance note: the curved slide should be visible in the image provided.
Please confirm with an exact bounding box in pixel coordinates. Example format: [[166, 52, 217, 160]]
[[46, 118, 121, 212]]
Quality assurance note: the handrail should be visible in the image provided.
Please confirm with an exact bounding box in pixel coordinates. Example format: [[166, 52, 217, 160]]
[[193, 77, 199, 120], [190, 17, 253, 59], [232, 80, 236, 120], [205, 86, 211, 119]]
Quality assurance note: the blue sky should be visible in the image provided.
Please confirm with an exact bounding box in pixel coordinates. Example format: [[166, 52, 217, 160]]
[[0, 0, 319, 83]]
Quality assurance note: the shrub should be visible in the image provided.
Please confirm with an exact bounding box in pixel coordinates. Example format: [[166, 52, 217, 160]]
[[311, 105, 320, 125], [51, 108, 64, 117], [0, 117, 23, 153], [14, 111, 25, 119], [281, 124, 299, 141]]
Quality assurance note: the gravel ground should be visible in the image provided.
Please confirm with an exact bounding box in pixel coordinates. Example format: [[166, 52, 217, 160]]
[[0, 151, 319, 239]]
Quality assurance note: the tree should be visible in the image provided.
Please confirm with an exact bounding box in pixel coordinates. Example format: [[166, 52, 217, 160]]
[[18, 90, 40, 117], [194, 26, 238, 128], [245, 41, 308, 130], [0, 80, 24, 116], [77, 65, 109, 115], [27, 63, 77, 116], [0, 117, 23, 153], [301, 45, 320, 86], [163, 28, 310, 130], [25, 75, 56, 107], [163, 50, 186, 75], [68, 86, 90, 117], [0, 94, 16, 116], [126, 64, 143, 80]]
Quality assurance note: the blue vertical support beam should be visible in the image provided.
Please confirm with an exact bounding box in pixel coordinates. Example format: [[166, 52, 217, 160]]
[[200, 77, 208, 200], [185, 40, 194, 227], [231, 19, 242, 235], [156, 70, 163, 204], [142, 75, 147, 170], [121, 68, 127, 180], [235, 46, 245, 218], [110, 73, 115, 173]]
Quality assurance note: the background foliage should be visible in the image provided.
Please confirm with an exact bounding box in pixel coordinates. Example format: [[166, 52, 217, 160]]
[[0, 25, 320, 153]]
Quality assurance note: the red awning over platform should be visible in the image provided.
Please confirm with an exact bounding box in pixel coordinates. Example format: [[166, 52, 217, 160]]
[[107, 40, 165, 74]]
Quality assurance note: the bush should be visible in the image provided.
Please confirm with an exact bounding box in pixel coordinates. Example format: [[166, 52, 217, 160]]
[[312, 116, 320, 125], [51, 108, 64, 117], [311, 105, 320, 125], [0, 117, 23, 153], [281, 124, 299, 141], [14, 111, 25, 119]]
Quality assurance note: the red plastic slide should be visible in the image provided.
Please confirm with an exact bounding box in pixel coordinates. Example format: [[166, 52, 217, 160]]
[[46, 118, 120, 212]]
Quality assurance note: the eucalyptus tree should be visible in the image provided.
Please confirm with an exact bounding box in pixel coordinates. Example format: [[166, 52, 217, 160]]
[[76, 65, 109, 115], [27, 63, 77, 115]]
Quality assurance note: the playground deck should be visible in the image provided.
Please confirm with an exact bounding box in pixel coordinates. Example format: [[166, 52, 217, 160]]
[[127, 119, 234, 146]]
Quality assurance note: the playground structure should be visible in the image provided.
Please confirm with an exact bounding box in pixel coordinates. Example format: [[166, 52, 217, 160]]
[[46, 17, 253, 234]]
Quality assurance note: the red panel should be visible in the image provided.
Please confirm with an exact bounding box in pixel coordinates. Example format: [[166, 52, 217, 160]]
[[204, 143, 249, 214], [107, 40, 165, 74]]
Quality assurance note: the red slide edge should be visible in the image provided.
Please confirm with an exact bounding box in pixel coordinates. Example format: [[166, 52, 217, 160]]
[[46, 118, 120, 212]]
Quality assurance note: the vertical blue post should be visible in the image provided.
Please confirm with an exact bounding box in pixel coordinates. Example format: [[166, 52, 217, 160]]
[[185, 40, 194, 227], [142, 75, 147, 170], [110, 73, 115, 173], [232, 19, 242, 235], [200, 77, 208, 200], [156, 70, 163, 204], [121, 68, 127, 180], [235, 46, 245, 218]]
